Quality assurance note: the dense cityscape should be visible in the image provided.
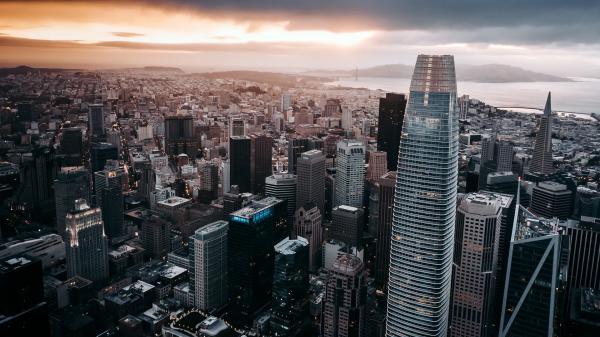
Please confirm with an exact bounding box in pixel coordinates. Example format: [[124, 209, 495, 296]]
[[0, 51, 599, 337]]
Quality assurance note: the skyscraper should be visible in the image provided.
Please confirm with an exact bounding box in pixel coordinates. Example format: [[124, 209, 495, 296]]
[[88, 103, 105, 138], [190, 220, 228, 311], [499, 205, 561, 337], [334, 140, 365, 208], [164, 113, 198, 158], [228, 197, 288, 326], [281, 93, 293, 111], [386, 55, 459, 337], [377, 93, 407, 171], [230, 115, 246, 137], [331, 205, 363, 248], [65, 199, 109, 284], [250, 133, 273, 194], [141, 215, 172, 259], [529, 92, 554, 176], [450, 193, 503, 337], [296, 150, 326, 213], [55, 166, 90, 236], [197, 159, 219, 202], [270, 236, 310, 337], [59, 127, 83, 166], [266, 173, 297, 225], [229, 136, 252, 193], [90, 142, 118, 173], [94, 166, 126, 238], [322, 253, 367, 337], [366, 151, 387, 182], [294, 203, 323, 272], [530, 181, 572, 219], [288, 138, 310, 174], [372, 171, 395, 291]]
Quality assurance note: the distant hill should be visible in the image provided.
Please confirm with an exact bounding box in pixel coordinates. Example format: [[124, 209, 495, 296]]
[[0, 65, 77, 76], [141, 66, 184, 73], [332, 63, 571, 83]]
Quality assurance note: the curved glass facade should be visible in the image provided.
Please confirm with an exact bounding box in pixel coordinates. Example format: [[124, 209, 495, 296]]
[[386, 55, 459, 337]]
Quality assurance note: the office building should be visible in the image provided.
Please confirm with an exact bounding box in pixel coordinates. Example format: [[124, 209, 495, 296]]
[[230, 116, 246, 137], [334, 140, 365, 208], [331, 205, 363, 248], [294, 203, 323, 272], [499, 206, 561, 337], [323, 99, 341, 118], [377, 93, 407, 171], [65, 199, 109, 284], [59, 127, 83, 166], [271, 236, 310, 337], [229, 136, 252, 193], [288, 138, 310, 174], [450, 193, 503, 337], [530, 181, 572, 219], [164, 113, 198, 158], [88, 103, 105, 138], [529, 92, 554, 176], [281, 93, 293, 111], [341, 105, 352, 131], [563, 221, 600, 307], [55, 166, 90, 236], [90, 142, 118, 173], [190, 220, 228, 311], [322, 253, 367, 337], [94, 166, 127, 238], [228, 197, 288, 326], [18, 147, 55, 220], [296, 149, 326, 213], [386, 55, 459, 337], [0, 255, 50, 337], [141, 215, 172, 259], [574, 186, 600, 224], [266, 173, 297, 225], [366, 151, 387, 182], [251, 133, 273, 194], [372, 171, 396, 291], [197, 159, 219, 202]]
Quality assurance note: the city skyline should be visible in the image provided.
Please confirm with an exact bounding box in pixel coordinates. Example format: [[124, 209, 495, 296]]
[[1, 1, 600, 75]]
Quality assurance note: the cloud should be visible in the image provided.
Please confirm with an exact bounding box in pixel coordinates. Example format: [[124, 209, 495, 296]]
[[111, 32, 145, 38]]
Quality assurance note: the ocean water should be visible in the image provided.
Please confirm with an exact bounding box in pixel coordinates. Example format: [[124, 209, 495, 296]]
[[327, 77, 600, 115]]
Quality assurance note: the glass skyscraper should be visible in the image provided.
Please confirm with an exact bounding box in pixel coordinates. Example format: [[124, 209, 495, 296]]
[[386, 55, 459, 337]]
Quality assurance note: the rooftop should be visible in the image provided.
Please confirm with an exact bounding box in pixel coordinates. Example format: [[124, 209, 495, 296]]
[[274, 236, 308, 255], [157, 196, 191, 207]]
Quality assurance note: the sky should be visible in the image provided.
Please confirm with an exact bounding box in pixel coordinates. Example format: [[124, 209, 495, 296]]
[[1, 0, 600, 76]]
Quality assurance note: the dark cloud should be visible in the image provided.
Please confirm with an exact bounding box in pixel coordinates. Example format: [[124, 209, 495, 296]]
[[111, 32, 145, 38]]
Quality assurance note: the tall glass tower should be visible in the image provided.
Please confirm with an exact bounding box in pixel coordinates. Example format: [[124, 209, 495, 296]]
[[386, 55, 459, 337]]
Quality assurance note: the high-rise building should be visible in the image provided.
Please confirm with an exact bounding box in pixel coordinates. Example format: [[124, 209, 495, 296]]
[[270, 236, 310, 337], [296, 150, 326, 213], [334, 140, 365, 208], [288, 138, 310, 174], [323, 99, 341, 118], [141, 215, 172, 259], [372, 171, 395, 291], [331, 205, 363, 248], [341, 105, 352, 131], [266, 173, 297, 225], [366, 151, 387, 182], [59, 127, 83, 166], [250, 133, 273, 194], [529, 92, 554, 176], [322, 253, 367, 337], [499, 206, 561, 337], [55, 166, 90, 236], [230, 116, 246, 137], [530, 181, 572, 219], [90, 142, 118, 173], [65, 199, 109, 284], [197, 159, 219, 202], [495, 140, 514, 173], [228, 197, 288, 326], [294, 203, 323, 272], [164, 113, 198, 158], [17, 147, 55, 220], [574, 186, 600, 224], [190, 220, 228, 311], [281, 93, 293, 111], [94, 166, 126, 238], [229, 136, 252, 193], [88, 103, 105, 138], [0, 255, 50, 337], [377, 93, 407, 171], [450, 193, 503, 337], [386, 55, 459, 337]]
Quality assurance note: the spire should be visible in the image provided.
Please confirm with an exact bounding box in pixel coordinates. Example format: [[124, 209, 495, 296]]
[[543, 91, 551, 116]]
